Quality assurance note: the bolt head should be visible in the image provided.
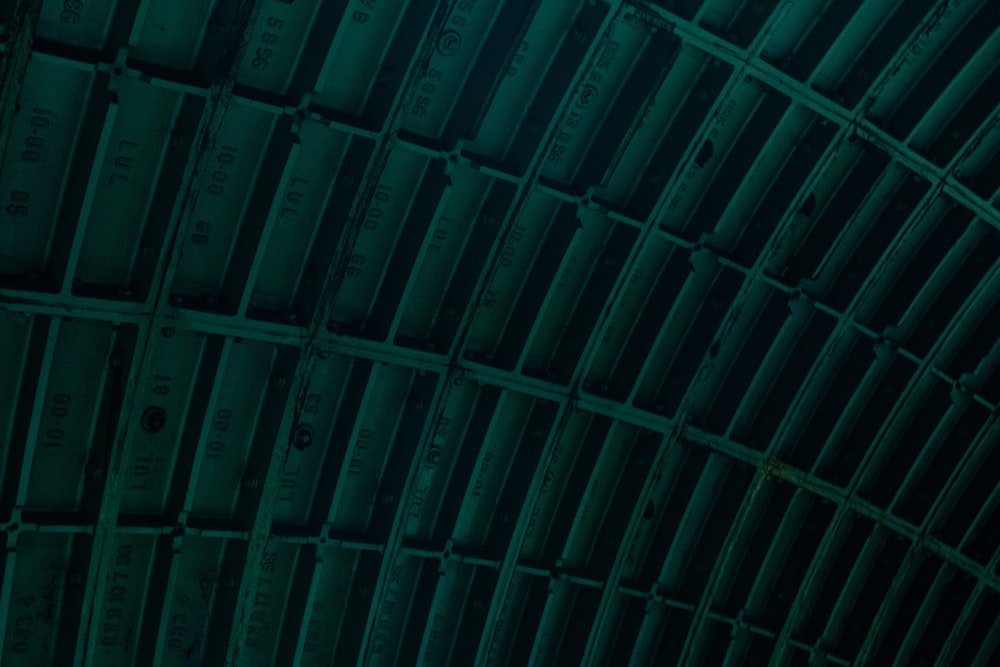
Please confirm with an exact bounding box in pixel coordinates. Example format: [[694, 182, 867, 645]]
[[140, 406, 167, 433], [426, 446, 444, 467], [291, 423, 314, 451]]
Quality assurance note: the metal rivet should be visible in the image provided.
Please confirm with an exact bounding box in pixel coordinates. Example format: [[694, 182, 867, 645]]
[[291, 423, 314, 450], [426, 446, 443, 467], [140, 406, 167, 433]]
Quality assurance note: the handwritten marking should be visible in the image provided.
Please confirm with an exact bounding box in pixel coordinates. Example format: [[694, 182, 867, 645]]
[[101, 545, 134, 648], [251, 16, 285, 71], [42, 393, 71, 448], [472, 452, 493, 497], [245, 551, 278, 649], [548, 41, 619, 165], [347, 428, 373, 476], [371, 565, 404, 653], [303, 602, 327, 654], [109, 140, 137, 185], [206, 408, 233, 459]]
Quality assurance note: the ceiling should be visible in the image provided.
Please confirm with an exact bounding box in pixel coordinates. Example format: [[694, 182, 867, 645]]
[[1, 0, 999, 665]]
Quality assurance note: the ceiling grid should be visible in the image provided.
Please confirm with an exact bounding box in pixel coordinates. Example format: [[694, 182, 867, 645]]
[[1, 0, 1000, 665]]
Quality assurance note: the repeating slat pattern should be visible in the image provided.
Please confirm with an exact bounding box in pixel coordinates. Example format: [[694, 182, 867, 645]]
[[1, 0, 999, 665]]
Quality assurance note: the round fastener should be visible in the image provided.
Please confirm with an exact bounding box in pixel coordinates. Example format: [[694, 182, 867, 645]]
[[291, 423, 314, 451], [140, 406, 167, 433], [437, 29, 462, 56], [426, 445, 444, 467]]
